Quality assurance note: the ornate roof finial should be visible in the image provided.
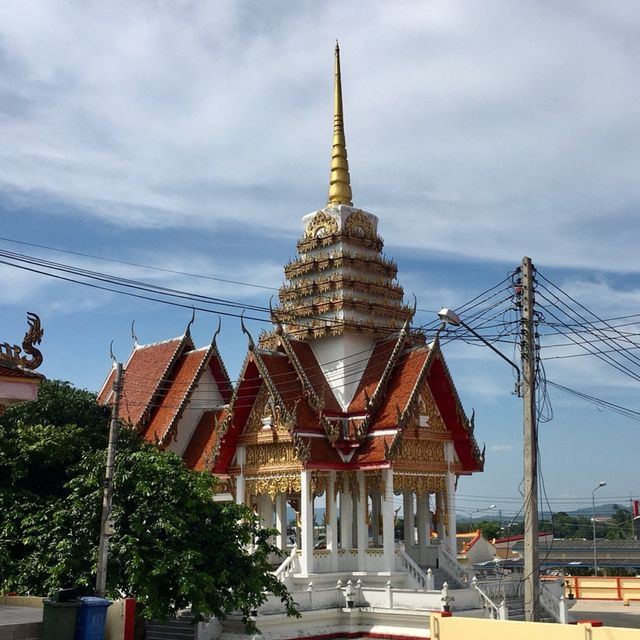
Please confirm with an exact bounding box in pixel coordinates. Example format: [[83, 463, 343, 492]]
[[327, 41, 353, 206]]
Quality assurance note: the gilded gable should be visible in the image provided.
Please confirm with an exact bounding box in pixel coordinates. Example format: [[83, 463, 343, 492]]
[[242, 384, 291, 440], [415, 387, 447, 434]]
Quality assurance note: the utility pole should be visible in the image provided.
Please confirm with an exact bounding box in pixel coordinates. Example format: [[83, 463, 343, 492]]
[[96, 362, 123, 597], [521, 256, 539, 622]]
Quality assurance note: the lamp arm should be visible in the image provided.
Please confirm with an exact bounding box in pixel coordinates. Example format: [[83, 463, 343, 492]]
[[458, 319, 522, 395]]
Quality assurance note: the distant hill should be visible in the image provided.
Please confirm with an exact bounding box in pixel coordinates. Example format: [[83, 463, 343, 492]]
[[561, 503, 630, 519]]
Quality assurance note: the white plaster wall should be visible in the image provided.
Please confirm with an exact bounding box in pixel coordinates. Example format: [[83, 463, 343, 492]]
[[168, 366, 224, 457], [0, 380, 39, 405], [311, 333, 375, 410]]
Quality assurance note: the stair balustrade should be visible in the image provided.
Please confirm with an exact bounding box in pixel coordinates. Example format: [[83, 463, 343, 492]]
[[438, 544, 471, 588], [397, 544, 433, 589], [471, 576, 507, 620], [274, 544, 299, 582], [540, 579, 570, 624]]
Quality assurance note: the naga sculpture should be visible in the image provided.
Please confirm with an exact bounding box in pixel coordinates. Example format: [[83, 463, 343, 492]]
[[0, 312, 43, 370]]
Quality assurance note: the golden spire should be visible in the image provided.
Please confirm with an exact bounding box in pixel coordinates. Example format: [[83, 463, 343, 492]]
[[328, 42, 353, 206]]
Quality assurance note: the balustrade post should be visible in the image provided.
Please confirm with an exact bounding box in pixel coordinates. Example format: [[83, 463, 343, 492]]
[[559, 594, 568, 624], [499, 599, 509, 620], [427, 568, 435, 591]]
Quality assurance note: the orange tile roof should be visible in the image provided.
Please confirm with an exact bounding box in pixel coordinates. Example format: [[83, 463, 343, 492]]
[[287, 339, 340, 412], [349, 339, 397, 412], [372, 348, 429, 428], [211, 338, 481, 475], [143, 347, 208, 444], [259, 352, 320, 429], [101, 337, 186, 428], [183, 408, 226, 471], [0, 363, 43, 380]]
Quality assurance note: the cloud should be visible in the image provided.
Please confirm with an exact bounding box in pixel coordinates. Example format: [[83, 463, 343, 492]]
[[1, 1, 640, 273], [489, 444, 515, 452]]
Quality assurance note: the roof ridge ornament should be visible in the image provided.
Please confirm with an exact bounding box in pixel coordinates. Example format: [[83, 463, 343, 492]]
[[327, 41, 353, 206], [0, 312, 43, 371], [131, 320, 139, 348]]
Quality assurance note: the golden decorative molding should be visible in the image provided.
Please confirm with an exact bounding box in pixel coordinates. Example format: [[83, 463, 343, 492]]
[[393, 473, 446, 496], [244, 442, 302, 474], [344, 210, 376, 239], [297, 231, 383, 255], [365, 470, 383, 495], [394, 439, 446, 465], [0, 312, 43, 370], [284, 251, 398, 280], [245, 473, 302, 499], [279, 274, 405, 303], [417, 389, 447, 433], [243, 385, 292, 438], [311, 470, 328, 497], [304, 210, 339, 239]]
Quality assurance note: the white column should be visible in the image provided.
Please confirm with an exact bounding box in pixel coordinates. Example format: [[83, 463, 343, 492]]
[[236, 446, 246, 505], [259, 493, 272, 527], [382, 468, 395, 572], [327, 472, 339, 571], [275, 492, 288, 551], [371, 491, 381, 547], [340, 475, 353, 549], [403, 491, 413, 547], [416, 493, 428, 564], [300, 469, 314, 575], [445, 442, 457, 558], [436, 492, 446, 542], [357, 471, 367, 570], [426, 493, 433, 543]]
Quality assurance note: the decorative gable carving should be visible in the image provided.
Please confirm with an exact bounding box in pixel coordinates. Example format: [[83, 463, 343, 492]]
[[305, 210, 339, 239], [394, 439, 446, 465], [344, 210, 376, 239], [244, 385, 291, 436], [416, 388, 447, 434]]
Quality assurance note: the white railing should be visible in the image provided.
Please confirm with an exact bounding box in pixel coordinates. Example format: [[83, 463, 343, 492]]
[[540, 579, 569, 624], [472, 576, 507, 620], [438, 545, 470, 587], [274, 545, 299, 583], [474, 575, 520, 601], [397, 545, 434, 590]]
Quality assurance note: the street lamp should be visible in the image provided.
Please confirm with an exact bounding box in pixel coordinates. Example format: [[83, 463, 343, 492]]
[[437, 309, 521, 396], [467, 505, 497, 531], [438, 290, 540, 622], [592, 481, 607, 576]]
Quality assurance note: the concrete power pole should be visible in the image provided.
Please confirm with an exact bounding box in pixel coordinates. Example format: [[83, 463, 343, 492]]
[[521, 256, 540, 622], [96, 362, 123, 597]]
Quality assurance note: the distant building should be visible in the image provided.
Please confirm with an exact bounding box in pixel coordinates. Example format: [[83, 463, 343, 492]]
[[510, 538, 640, 572], [457, 530, 496, 565]]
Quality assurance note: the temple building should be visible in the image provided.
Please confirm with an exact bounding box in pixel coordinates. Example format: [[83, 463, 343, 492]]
[[99, 44, 484, 582], [97, 323, 233, 476]]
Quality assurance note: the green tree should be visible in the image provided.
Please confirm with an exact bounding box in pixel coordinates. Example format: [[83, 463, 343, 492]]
[[0, 380, 296, 627], [478, 520, 501, 541]]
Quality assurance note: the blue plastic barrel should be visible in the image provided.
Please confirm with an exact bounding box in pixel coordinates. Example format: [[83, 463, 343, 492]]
[[74, 597, 112, 640]]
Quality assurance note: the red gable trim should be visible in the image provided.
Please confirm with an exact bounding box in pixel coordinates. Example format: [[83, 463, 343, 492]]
[[214, 356, 262, 474], [427, 354, 482, 473]]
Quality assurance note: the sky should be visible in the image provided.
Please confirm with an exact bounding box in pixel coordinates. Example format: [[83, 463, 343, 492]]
[[1, 1, 640, 520]]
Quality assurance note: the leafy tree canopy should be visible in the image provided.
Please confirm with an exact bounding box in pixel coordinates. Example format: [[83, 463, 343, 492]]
[[0, 380, 296, 626]]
